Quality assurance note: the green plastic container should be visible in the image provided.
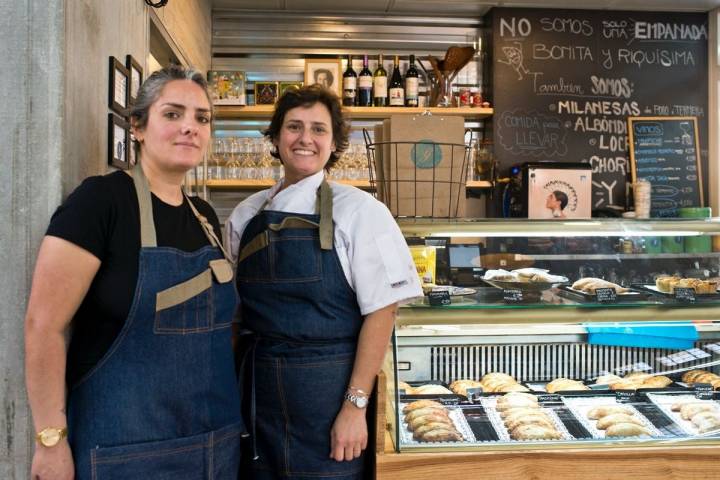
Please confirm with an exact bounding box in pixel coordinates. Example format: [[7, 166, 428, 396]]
[[662, 236, 684, 253], [644, 237, 662, 254], [679, 207, 712, 253]]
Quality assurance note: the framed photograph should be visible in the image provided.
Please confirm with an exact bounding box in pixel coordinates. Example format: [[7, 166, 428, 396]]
[[125, 55, 143, 106], [304, 58, 342, 96], [208, 70, 247, 105], [109, 56, 129, 116], [279, 81, 304, 97], [254, 81, 279, 105], [108, 113, 130, 170]]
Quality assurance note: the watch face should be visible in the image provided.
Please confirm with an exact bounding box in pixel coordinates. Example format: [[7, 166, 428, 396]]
[[355, 396, 368, 409], [40, 429, 61, 447]]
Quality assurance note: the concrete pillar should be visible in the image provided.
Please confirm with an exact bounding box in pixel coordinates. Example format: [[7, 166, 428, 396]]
[[0, 0, 65, 477]]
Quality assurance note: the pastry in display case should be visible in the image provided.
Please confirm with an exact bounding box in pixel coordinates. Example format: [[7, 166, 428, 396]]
[[374, 218, 720, 479]]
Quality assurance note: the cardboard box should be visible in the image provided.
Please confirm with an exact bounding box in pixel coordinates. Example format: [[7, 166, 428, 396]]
[[386, 115, 466, 217]]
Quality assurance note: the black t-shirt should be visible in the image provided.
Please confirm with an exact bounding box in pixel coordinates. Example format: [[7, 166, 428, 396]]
[[46, 170, 223, 387]]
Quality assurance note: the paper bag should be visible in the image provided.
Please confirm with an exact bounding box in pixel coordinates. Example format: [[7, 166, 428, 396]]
[[388, 115, 466, 217]]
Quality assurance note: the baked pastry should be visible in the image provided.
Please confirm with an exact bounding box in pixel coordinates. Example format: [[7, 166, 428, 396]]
[[595, 374, 623, 385], [571, 277, 628, 294], [605, 423, 651, 437], [505, 414, 554, 431], [680, 403, 718, 421], [546, 378, 589, 393], [510, 424, 563, 441], [416, 428, 463, 443], [682, 370, 713, 383], [587, 405, 634, 420], [596, 413, 644, 430], [640, 375, 673, 388], [405, 406, 450, 423], [656, 275, 680, 293], [412, 384, 453, 395], [398, 381, 414, 393], [413, 421, 456, 437], [403, 400, 444, 414], [503, 408, 548, 423], [408, 413, 454, 431], [500, 406, 542, 420], [495, 395, 539, 411], [691, 412, 720, 434], [609, 378, 644, 391], [449, 379, 483, 396]]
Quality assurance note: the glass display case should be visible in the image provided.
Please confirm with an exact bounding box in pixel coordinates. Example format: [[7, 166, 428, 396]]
[[375, 218, 720, 479]]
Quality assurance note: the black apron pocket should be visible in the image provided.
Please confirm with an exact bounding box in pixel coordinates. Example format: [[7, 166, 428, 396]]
[[155, 269, 213, 334]]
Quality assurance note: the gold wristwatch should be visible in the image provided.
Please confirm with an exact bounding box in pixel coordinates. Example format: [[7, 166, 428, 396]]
[[35, 427, 68, 447]]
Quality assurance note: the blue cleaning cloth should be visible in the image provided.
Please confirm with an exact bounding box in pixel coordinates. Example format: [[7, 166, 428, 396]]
[[584, 322, 698, 349]]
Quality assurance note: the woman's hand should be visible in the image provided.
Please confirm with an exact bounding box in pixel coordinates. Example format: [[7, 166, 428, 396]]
[[31, 442, 74, 480], [329, 402, 367, 462]]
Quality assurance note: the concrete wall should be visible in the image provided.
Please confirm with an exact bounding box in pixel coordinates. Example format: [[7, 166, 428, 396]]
[[0, 0, 211, 476]]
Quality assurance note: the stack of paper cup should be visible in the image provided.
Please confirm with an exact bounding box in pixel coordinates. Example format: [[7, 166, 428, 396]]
[[633, 180, 651, 219]]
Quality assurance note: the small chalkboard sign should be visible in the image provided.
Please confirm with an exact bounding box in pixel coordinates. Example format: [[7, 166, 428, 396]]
[[503, 289, 524, 303], [628, 116, 703, 218], [537, 394, 562, 405], [674, 287, 696, 302], [615, 390, 637, 404], [466, 387, 483, 401], [439, 397, 460, 406], [595, 287, 617, 303], [694, 383, 714, 400], [428, 291, 451, 306]]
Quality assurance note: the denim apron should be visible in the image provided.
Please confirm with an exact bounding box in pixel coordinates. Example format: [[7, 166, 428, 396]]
[[236, 179, 365, 480], [66, 164, 245, 480]]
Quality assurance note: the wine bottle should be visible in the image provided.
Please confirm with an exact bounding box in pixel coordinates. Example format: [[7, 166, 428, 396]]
[[357, 55, 373, 107], [388, 55, 404, 107], [342, 55, 357, 107], [405, 54, 419, 107], [373, 54, 388, 107]]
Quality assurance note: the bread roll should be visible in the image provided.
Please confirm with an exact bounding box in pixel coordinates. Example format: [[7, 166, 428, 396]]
[[596, 413, 644, 430], [587, 405, 634, 419], [605, 423, 650, 437], [403, 400, 443, 414]]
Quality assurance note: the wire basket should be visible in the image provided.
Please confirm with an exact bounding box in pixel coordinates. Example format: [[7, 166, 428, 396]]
[[363, 129, 470, 218]]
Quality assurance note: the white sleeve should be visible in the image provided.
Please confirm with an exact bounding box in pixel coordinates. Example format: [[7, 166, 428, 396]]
[[345, 197, 423, 315]]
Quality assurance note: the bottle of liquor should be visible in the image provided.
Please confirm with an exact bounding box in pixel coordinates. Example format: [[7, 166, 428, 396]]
[[357, 55, 373, 107], [373, 54, 388, 107], [388, 55, 404, 107], [405, 54, 419, 107], [342, 55, 357, 106]]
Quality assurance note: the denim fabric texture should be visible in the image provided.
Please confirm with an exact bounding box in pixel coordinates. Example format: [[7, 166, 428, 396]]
[[67, 174, 243, 479], [236, 189, 365, 479]]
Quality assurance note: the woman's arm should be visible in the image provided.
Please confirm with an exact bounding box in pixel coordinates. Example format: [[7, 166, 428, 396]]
[[329, 302, 397, 462], [25, 236, 101, 480]]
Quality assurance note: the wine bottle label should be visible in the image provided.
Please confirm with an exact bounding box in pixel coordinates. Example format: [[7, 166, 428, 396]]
[[358, 76, 373, 89], [373, 77, 387, 97], [389, 88, 404, 105], [343, 77, 357, 91], [405, 78, 419, 98]]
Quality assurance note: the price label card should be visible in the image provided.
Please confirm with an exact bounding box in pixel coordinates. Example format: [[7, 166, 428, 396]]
[[686, 348, 711, 359], [537, 394, 562, 405], [465, 387, 483, 401], [595, 287, 617, 303], [705, 343, 720, 354], [503, 289, 523, 303], [694, 383, 714, 400], [615, 390, 637, 403], [428, 291, 451, 306], [657, 356, 677, 366], [674, 287, 696, 302]]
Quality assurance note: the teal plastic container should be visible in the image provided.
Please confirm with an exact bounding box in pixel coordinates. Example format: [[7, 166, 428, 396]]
[[679, 207, 712, 253]]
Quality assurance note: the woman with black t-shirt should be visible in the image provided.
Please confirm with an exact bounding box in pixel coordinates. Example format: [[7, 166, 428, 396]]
[[25, 65, 244, 480]]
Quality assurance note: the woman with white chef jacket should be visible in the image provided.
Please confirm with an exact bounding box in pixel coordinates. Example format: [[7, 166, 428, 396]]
[[226, 84, 422, 479]]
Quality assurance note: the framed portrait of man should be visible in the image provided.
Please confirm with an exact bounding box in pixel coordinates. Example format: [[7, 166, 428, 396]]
[[304, 58, 342, 97]]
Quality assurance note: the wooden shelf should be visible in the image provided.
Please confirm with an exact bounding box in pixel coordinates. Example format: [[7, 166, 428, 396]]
[[214, 105, 493, 120], [205, 179, 493, 190]]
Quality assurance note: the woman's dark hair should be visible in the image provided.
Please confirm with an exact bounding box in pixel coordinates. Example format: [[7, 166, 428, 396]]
[[553, 190, 569, 210], [129, 64, 211, 159], [264, 84, 350, 170]]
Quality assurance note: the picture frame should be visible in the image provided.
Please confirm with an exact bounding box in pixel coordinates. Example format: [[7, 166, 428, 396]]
[[254, 81, 279, 105], [125, 55, 143, 106], [108, 113, 130, 170], [304, 58, 342, 96], [109, 56, 129, 116], [279, 81, 304, 97], [208, 70, 247, 105]]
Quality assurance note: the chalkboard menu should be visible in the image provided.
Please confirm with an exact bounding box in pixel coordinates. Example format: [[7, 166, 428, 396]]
[[628, 116, 703, 217], [491, 8, 708, 212]]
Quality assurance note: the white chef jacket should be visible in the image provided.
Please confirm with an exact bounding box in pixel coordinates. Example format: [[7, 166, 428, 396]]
[[225, 170, 423, 315]]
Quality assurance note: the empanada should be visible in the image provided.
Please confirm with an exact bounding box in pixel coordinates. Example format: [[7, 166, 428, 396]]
[[680, 403, 718, 421], [596, 414, 644, 430], [413, 384, 453, 395], [505, 415, 554, 431], [408, 414, 454, 431], [449, 379, 482, 396], [641, 375, 673, 388], [403, 400, 444, 414], [510, 424, 562, 440], [416, 428, 463, 442], [405, 406, 450, 423], [413, 421, 458, 437], [605, 423, 651, 437], [587, 405, 633, 419]]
